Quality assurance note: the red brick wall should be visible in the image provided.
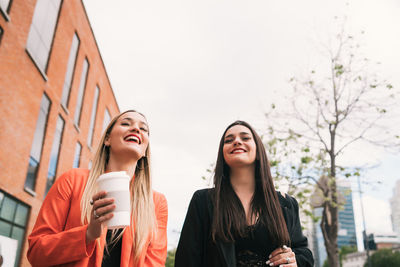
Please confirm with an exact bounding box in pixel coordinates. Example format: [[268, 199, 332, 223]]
[[0, 1, 120, 266]]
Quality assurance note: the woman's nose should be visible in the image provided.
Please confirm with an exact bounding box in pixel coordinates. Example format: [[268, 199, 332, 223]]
[[233, 137, 242, 146], [129, 124, 140, 133]]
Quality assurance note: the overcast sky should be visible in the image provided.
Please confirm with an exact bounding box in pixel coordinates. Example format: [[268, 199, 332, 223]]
[[82, 0, 400, 249]]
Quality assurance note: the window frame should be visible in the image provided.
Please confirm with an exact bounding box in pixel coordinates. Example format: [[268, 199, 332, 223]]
[[0, 0, 12, 21], [60, 32, 80, 111], [87, 85, 100, 148], [0, 190, 30, 267], [25, 0, 63, 78], [44, 115, 65, 196], [73, 57, 90, 128], [24, 93, 51, 194]]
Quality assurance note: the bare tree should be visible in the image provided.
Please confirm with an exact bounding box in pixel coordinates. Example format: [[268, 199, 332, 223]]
[[265, 18, 400, 267]]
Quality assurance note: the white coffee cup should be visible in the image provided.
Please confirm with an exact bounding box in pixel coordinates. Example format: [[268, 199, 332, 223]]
[[96, 171, 131, 229]]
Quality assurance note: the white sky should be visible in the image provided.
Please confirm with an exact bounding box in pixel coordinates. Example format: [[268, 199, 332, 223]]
[[82, 0, 400, 249]]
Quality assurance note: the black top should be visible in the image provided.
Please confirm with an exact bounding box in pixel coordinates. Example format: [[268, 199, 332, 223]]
[[235, 222, 274, 267], [175, 189, 314, 267], [102, 229, 123, 267]]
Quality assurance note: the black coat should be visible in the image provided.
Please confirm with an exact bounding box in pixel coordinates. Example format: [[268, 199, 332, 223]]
[[175, 189, 314, 267]]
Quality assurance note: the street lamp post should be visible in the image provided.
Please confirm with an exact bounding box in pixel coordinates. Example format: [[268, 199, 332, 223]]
[[358, 175, 372, 267]]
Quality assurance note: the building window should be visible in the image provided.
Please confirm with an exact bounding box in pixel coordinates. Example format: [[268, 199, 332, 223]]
[[45, 115, 64, 195], [0, 26, 3, 45], [26, 0, 62, 74], [102, 108, 111, 133], [87, 86, 99, 147], [0, 0, 11, 18], [24, 93, 51, 191], [0, 191, 30, 267], [73, 142, 82, 168], [60, 33, 80, 109], [73, 58, 89, 127]]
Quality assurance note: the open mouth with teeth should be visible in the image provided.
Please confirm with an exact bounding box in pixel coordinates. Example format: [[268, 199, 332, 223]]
[[231, 148, 246, 154], [124, 134, 141, 144]]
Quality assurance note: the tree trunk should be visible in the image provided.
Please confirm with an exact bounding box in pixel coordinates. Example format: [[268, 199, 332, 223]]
[[320, 198, 339, 267]]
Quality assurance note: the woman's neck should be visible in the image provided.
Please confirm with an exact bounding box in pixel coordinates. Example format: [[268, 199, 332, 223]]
[[106, 154, 138, 177], [230, 165, 256, 195], [230, 165, 257, 225]]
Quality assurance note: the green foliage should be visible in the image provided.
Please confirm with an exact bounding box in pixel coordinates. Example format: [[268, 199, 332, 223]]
[[165, 248, 176, 267], [364, 249, 400, 267]]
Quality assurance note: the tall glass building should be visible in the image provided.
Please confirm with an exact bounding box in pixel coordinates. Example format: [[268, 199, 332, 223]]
[[337, 180, 358, 248]]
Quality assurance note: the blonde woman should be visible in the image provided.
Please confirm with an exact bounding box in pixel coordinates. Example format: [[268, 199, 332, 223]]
[[27, 110, 168, 267]]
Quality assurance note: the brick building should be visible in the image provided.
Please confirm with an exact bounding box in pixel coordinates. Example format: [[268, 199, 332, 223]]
[[0, 1, 120, 266]]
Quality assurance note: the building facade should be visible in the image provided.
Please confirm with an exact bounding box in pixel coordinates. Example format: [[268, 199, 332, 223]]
[[391, 180, 400, 236], [337, 180, 358, 249], [0, 1, 119, 266]]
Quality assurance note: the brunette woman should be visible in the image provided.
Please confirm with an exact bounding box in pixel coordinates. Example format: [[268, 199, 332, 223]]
[[27, 110, 168, 267], [175, 120, 313, 267]]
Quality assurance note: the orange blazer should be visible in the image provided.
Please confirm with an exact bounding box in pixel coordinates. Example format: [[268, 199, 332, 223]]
[[27, 169, 168, 267]]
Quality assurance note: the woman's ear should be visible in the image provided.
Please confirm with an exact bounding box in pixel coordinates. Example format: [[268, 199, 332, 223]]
[[104, 134, 110, 146]]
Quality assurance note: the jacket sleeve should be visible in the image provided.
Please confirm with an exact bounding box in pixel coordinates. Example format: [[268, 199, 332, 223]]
[[175, 190, 207, 267], [286, 195, 314, 267], [144, 193, 168, 266], [27, 170, 96, 266]]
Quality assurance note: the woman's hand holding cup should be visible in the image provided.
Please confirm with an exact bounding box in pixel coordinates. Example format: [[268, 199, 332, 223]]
[[86, 191, 115, 243]]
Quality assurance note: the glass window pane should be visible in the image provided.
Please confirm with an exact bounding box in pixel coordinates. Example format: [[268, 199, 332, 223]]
[[45, 116, 65, 195], [102, 109, 111, 133], [0, 26, 3, 45], [25, 0, 62, 73], [87, 86, 99, 146], [25, 93, 51, 191], [0, 220, 12, 236], [0, 0, 11, 13], [35, 41, 48, 71], [73, 142, 82, 169], [74, 59, 89, 126], [14, 205, 29, 226], [11, 226, 24, 244], [61, 34, 80, 107], [11, 226, 25, 267], [30, 94, 51, 161], [0, 197, 17, 221], [24, 157, 39, 190]]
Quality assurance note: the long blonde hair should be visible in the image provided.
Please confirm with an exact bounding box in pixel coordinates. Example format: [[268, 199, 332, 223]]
[[80, 110, 156, 262]]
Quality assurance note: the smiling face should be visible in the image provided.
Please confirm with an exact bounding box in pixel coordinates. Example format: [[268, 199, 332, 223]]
[[222, 125, 257, 168], [104, 111, 149, 160]]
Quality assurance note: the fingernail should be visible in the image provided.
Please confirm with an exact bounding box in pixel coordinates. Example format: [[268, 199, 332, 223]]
[[269, 254, 272, 259], [266, 260, 270, 265], [283, 245, 288, 250], [269, 263, 274, 266]]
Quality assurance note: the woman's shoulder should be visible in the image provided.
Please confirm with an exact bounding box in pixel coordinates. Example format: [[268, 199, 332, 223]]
[[152, 190, 167, 205], [276, 191, 299, 209], [54, 168, 90, 186], [191, 188, 214, 203]]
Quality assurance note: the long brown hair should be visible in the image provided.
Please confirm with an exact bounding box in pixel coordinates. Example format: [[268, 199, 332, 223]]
[[80, 110, 156, 263], [211, 120, 290, 247]]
